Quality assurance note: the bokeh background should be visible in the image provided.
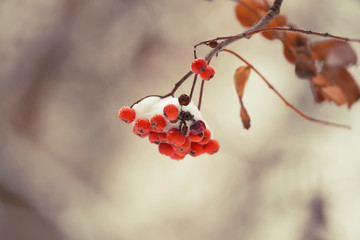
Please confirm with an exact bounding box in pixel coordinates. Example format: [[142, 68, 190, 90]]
[[1, 0, 360, 239]]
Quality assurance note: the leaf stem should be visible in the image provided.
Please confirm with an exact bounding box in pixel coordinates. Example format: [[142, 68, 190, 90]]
[[222, 48, 351, 129]]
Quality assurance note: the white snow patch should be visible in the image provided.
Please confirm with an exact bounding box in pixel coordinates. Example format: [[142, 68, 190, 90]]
[[131, 96, 212, 135]]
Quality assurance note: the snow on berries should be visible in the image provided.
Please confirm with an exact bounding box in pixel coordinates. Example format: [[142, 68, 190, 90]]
[[163, 104, 179, 121], [118, 95, 220, 160], [118, 57, 220, 160]]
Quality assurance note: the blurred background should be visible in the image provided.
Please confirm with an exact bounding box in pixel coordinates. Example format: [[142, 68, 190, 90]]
[[1, 0, 360, 239]]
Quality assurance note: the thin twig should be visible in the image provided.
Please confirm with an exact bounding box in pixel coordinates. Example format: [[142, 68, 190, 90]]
[[189, 74, 198, 99], [247, 26, 360, 42], [222, 48, 351, 129], [198, 80, 205, 110], [130, 71, 193, 107], [196, 26, 360, 52], [163, 71, 193, 98], [130, 94, 164, 108]]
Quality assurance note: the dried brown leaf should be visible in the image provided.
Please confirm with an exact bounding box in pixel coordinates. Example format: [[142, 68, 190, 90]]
[[310, 84, 325, 103], [235, 0, 267, 27], [283, 45, 296, 64], [261, 15, 288, 40], [282, 32, 308, 48], [311, 65, 360, 107], [321, 85, 347, 105], [282, 33, 308, 64], [240, 103, 251, 130], [234, 66, 251, 129], [310, 40, 357, 67], [234, 66, 251, 97], [295, 46, 317, 79]]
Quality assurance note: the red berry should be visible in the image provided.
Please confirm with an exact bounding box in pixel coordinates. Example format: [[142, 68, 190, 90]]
[[190, 120, 206, 135], [133, 127, 150, 138], [118, 106, 136, 123], [174, 138, 191, 152], [158, 143, 174, 156], [133, 118, 151, 137], [150, 114, 167, 132], [189, 142, 204, 157], [199, 129, 211, 145], [191, 58, 207, 74], [200, 65, 215, 81], [163, 104, 179, 121], [149, 131, 160, 144], [188, 132, 203, 142], [204, 139, 220, 155], [170, 151, 186, 160], [158, 133, 167, 143], [166, 128, 186, 147]]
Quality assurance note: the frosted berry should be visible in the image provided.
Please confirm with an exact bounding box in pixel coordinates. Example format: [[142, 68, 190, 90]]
[[150, 114, 167, 132], [118, 106, 136, 123], [188, 132, 204, 142], [158, 143, 174, 156], [191, 58, 207, 74], [133, 118, 151, 138], [166, 128, 187, 147], [119, 95, 220, 159], [190, 120, 206, 135], [178, 94, 191, 106], [199, 128, 211, 145], [200, 65, 215, 81], [133, 126, 150, 138], [163, 104, 179, 121], [149, 131, 160, 145], [189, 142, 204, 157], [204, 139, 220, 155]]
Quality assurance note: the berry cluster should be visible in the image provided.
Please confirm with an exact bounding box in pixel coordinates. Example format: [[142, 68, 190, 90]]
[[191, 58, 215, 81], [118, 95, 219, 160]]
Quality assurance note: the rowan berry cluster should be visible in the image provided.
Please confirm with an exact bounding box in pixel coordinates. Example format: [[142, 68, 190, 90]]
[[191, 58, 215, 81], [118, 94, 219, 160]]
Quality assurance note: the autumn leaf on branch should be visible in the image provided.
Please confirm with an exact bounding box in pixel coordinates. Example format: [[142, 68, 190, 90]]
[[234, 66, 251, 129], [312, 65, 360, 107], [234, 0, 360, 108], [309, 40, 360, 107], [223, 48, 351, 129], [310, 40, 357, 67]]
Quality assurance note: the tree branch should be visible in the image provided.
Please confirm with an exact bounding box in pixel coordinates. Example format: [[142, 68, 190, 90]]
[[131, 0, 284, 106], [204, 0, 283, 62]]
